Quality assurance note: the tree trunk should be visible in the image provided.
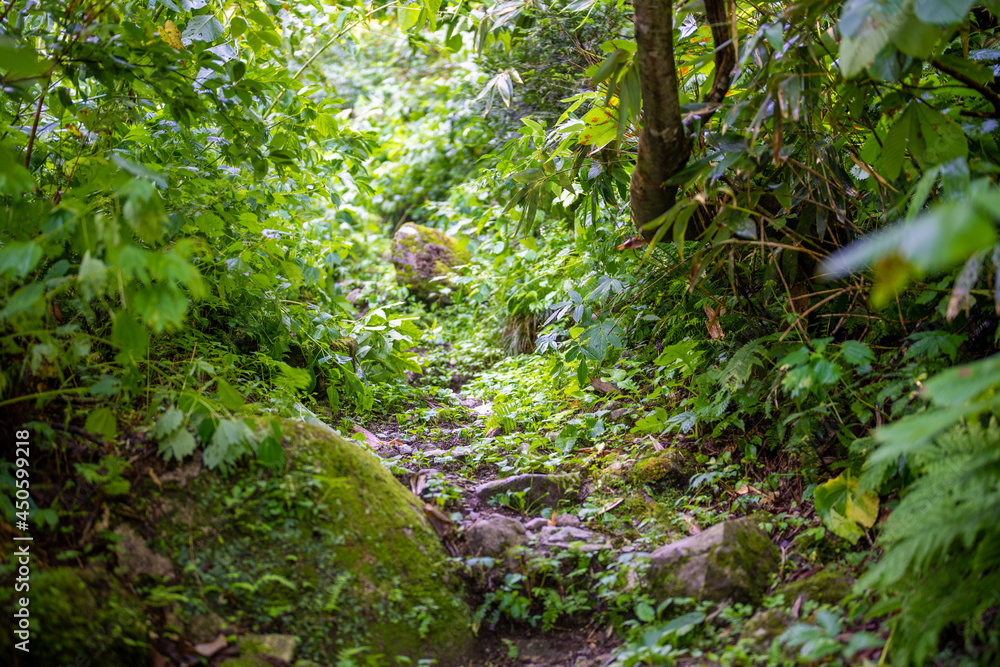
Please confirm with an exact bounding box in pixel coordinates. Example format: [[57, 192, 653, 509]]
[[629, 0, 689, 235], [630, 0, 737, 239]]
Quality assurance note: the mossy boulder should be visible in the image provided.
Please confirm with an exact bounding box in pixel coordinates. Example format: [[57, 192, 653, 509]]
[[740, 608, 793, 649], [390, 223, 470, 300], [647, 517, 779, 604], [0, 567, 148, 666], [777, 566, 855, 605], [153, 419, 474, 665], [630, 449, 694, 490]]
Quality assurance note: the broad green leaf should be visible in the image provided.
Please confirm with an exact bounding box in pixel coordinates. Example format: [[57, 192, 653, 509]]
[[881, 107, 911, 181], [921, 354, 1000, 407], [914, 0, 975, 25], [512, 168, 545, 184], [840, 340, 875, 367], [182, 15, 225, 44], [0, 283, 45, 320], [0, 36, 51, 77], [216, 378, 245, 411], [634, 601, 656, 622], [839, 0, 909, 79], [85, 408, 117, 441], [112, 311, 149, 363], [78, 252, 108, 300], [0, 242, 43, 279], [204, 419, 255, 470], [814, 472, 879, 543]]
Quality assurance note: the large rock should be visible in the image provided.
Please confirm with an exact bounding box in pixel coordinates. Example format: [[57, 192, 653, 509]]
[[537, 526, 609, 553], [776, 566, 855, 605], [153, 419, 474, 665], [475, 473, 577, 510], [465, 515, 527, 559], [647, 518, 778, 604], [630, 449, 694, 490], [391, 223, 470, 300]]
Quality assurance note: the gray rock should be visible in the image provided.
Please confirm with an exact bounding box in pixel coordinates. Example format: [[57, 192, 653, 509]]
[[647, 518, 779, 604], [465, 515, 527, 559], [239, 633, 298, 662], [186, 611, 225, 643], [398, 444, 413, 455], [524, 517, 549, 531], [474, 473, 576, 509], [114, 525, 174, 580], [609, 407, 632, 423], [537, 526, 609, 552], [555, 514, 581, 527], [740, 608, 793, 649]]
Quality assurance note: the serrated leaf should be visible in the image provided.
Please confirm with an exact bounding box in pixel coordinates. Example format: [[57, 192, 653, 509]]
[[840, 340, 875, 366], [153, 406, 185, 439], [203, 419, 255, 470], [159, 428, 197, 463]]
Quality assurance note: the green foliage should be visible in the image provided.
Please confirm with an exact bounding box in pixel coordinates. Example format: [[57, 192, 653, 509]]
[[858, 355, 1000, 666]]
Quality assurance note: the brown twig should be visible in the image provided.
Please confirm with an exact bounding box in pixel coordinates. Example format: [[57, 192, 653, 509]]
[[23, 75, 51, 168], [41, 420, 108, 448], [932, 59, 1000, 117]]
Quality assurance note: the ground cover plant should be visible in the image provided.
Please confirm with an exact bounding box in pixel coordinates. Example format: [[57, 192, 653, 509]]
[[2, 0, 1000, 666]]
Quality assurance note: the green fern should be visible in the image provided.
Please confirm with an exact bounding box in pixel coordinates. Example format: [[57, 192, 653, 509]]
[[861, 413, 1000, 664], [717, 337, 773, 390], [486, 394, 516, 433]]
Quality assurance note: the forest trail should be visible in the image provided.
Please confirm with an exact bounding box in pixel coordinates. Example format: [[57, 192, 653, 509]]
[[355, 348, 627, 666]]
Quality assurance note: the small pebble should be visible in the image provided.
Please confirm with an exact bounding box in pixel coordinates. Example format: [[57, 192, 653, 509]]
[[398, 445, 413, 455]]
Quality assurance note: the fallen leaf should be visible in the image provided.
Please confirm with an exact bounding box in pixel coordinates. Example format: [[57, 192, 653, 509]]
[[599, 498, 624, 514], [617, 235, 649, 251], [704, 303, 726, 340], [424, 503, 454, 539], [590, 377, 619, 395], [193, 634, 227, 657], [352, 424, 383, 450]]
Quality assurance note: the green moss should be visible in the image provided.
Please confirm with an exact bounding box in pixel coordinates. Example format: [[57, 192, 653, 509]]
[[391, 223, 470, 300], [220, 658, 272, 667], [631, 449, 693, 489], [0, 567, 147, 666], [777, 567, 855, 605], [154, 420, 473, 665]]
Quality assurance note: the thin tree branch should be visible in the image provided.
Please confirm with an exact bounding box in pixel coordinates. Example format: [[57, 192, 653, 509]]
[[931, 59, 1000, 117]]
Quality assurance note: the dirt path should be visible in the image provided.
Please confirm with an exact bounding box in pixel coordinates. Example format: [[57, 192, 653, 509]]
[[355, 366, 625, 666]]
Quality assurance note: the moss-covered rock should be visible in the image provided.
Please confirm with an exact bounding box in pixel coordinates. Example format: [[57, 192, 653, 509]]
[[390, 223, 470, 300], [153, 419, 474, 665], [647, 518, 779, 604], [740, 608, 793, 649], [777, 566, 855, 605], [0, 567, 148, 666], [630, 449, 694, 490]]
